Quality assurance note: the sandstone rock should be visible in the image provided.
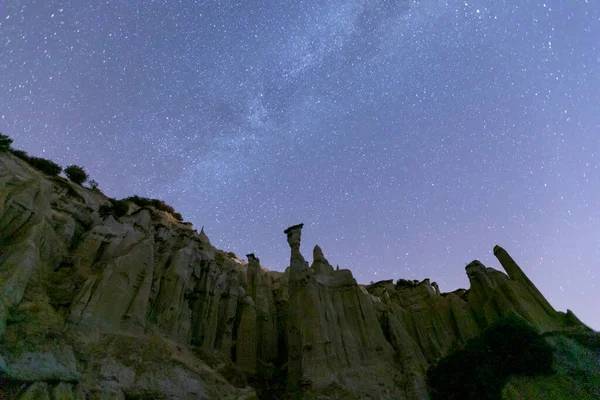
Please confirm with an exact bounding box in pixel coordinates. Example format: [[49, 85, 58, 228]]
[[0, 151, 592, 400], [20, 382, 50, 400], [198, 226, 211, 244], [0, 354, 8, 374], [51, 382, 76, 400], [73, 384, 88, 400], [86, 381, 126, 400], [310, 245, 334, 276], [6, 346, 81, 382], [465, 259, 561, 332], [494, 245, 558, 319], [99, 358, 136, 388], [283, 224, 413, 398], [235, 294, 258, 373]]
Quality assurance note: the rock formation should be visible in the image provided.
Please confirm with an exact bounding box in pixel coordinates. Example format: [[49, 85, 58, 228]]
[[0, 151, 596, 399]]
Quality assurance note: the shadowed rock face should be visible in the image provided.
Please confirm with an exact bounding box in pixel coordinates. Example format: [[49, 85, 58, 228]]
[[0, 152, 591, 399]]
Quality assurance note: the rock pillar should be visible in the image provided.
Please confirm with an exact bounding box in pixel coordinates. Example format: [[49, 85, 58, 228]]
[[246, 253, 260, 301], [493, 245, 556, 317], [311, 245, 334, 276], [283, 223, 307, 391]]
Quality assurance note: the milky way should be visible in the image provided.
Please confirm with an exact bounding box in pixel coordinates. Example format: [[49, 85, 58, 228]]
[[1, 1, 599, 329]]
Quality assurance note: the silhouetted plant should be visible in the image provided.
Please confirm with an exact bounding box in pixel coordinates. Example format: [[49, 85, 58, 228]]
[[395, 279, 418, 288], [98, 204, 113, 218], [481, 314, 554, 377], [112, 200, 129, 217], [2, 136, 186, 224], [0, 133, 13, 152], [100, 195, 183, 220], [173, 212, 183, 221], [122, 195, 180, 217], [64, 165, 88, 185], [10, 149, 29, 160], [27, 157, 62, 176], [98, 199, 129, 218], [7, 147, 61, 175], [427, 314, 554, 400]]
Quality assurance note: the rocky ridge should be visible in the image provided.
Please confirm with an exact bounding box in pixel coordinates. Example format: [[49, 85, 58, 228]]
[[0, 151, 596, 399]]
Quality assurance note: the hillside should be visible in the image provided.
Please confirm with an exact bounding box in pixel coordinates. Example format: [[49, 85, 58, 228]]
[[0, 150, 598, 399]]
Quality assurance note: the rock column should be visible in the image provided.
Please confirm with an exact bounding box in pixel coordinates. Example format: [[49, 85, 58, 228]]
[[246, 253, 260, 301], [283, 223, 307, 391], [310, 245, 334, 276], [493, 245, 557, 317]]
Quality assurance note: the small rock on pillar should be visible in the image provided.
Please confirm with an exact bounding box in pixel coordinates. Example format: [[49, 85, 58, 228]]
[[284, 223, 308, 283]]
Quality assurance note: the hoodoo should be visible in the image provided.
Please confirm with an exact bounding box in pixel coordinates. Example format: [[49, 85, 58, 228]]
[[0, 151, 596, 399]]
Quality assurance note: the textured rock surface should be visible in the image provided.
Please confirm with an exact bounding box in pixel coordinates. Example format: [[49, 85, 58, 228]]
[[0, 151, 594, 399]]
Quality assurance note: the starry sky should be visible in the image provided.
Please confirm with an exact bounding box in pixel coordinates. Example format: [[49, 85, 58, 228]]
[[1, 1, 599, 329]]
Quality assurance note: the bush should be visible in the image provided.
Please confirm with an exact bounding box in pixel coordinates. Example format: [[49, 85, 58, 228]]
[[98, 204, 113, 218], [64, 165, 88, 185], [112, 201, 129, 217], [173, 212, 183, 221], [427, 314, 554, 400], [99, 200, 129, 218], [395, 279, 418, 288], [0, 133, 13, 151], [28, 157, 62, 176], [99, 195, 182, 220], [123, 196, 153, 208], [9, 148, 62, 176], [481, 315, 554, 377], [122, 195, 179, 216], [10, 149, 29, 160], [88, 180, 99, 190]]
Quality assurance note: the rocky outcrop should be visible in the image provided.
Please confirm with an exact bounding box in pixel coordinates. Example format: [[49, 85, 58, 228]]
[[285, 224, 411, 398], [0, 151, 593, 399], [0, 153, 257, 399]]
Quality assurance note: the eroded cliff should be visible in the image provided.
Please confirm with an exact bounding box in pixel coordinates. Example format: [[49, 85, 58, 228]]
[[0, 151, 594, 399]]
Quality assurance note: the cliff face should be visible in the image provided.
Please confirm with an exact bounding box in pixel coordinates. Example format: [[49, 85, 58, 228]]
[[0, 152, 593, 399]]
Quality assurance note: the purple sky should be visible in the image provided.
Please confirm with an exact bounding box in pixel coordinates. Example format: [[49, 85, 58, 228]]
[[1, 1, 598, 330]]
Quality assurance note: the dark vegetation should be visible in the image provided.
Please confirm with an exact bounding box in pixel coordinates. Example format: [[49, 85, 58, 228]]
[[12, 149, 63, 176], [543, 329, 600, 351], [2, 133, 63, 176], [99, 196, 183, 221], [0, 378, 29, 399], [123, 195, 176, 214], [64, 164, 88, 185], [121, 196, 184, 221], [1, 132, 185, 222], [0, 132, 13, 151], [427, 314, 555, 400], [395, 278, 419, 288]]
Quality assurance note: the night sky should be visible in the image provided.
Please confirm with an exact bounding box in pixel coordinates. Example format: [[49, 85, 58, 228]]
[[1, 1, 599, 330]]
